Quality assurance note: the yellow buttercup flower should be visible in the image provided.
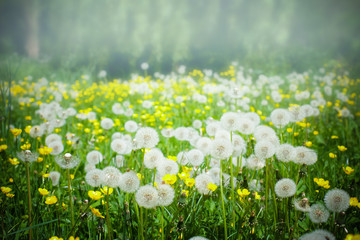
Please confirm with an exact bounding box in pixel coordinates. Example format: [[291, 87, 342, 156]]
[[181, 166, 192, 173], [90, 206, 105, 218], [184, 178, 195, 188], [349, 197, 359, 207], [177, 172, 190, 180], [39, 146, 53, 155], [48, 236, 63, 240], [0, 144, 8, 151], [100, 187, 113, 195], [88, 191, 104, 200], [181, 189, 189, 197], [305, 141, 312, 147], [38, 188, 50, 196], [45, 196, 58, 205], [255, 192, 261, 200], [314, 178, 330, 189], [207, 183, 217, 192], [329, 153, 337, 158], [345, 234, 360, 240], [237, 189, 250, 198], [343, 166, 354, 175], [162, 174, 177, 185], [10, 128, 22, 136], [9, 157, 20, 165], [1, 187, 12, 194], [338, 145, 347, 151]]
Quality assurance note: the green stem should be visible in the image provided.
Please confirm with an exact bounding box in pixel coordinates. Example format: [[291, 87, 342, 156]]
[[26, 162, 32, 240], [220, 161, 228, 239], [230, 156, 236, 229], [67, 169, 74, 232], [105, 193, 112, 240], [161, 206, 164, 240]]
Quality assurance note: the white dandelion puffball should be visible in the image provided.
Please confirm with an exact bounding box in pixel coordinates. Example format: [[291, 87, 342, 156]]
[[112, 103, 123, 115], [119, 171, 140, 193], [29, 125, 44, 138], [299, 229, 335, 240], [195, 173, 215, 195], [276, 144, 296, 162], [135, 127, 159, 149], [274, 178, 296, 198], [293, 146, 317, 165], [187, 149, 204, 166], [177, 151, 190, 165], [244, 112, 260, 127], [324, 189, 350, 212], [237, 117, 256, 135], [220, 112, 240, 131], [55, 153, 80, 169], [141, 62, 149, 70], [246, 154, 265, 170], [192, 119, 202, 129], [85, 169, 105, 187], [135, 185, 158, 209], [294, 198, 311, 212], [114, 155, 125, 168], [157, 184, 175, 206], [189, 237, 209, 240], [86, 150, 103, 165], [157, 158, 179, 177], [49, 171, 60, 186], [45, 133, 62, 146], [270, 108, 291, 128], [254, 125, 277, 141], [208, 167, 221, 185], [205, 121, 221, 137], [161, 128, 174, 138], [102, 166, 122, 188], [124, 120, 138, 133], [308, 204, 330, 223], [196, 137, 213, 155], [174, 127, 189, 141], [84, 164, 96, 172], [111, 139, 132, 155], [144, 148, 164, 169], [48, 140, 64, 156], [210, 138, 233, 160], [100, 118, 114, 130], [254, 140, 276, 159], [17, 150, 39, 163]]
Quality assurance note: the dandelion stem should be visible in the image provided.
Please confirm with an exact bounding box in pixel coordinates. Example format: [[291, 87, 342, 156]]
[[161, 206, 165, 240], [220, 161, 228, 239], [66, 169, 74, 232], [26, 161, 32, 240], [229, 156, 236, 229], [105, 193, 112, 240]]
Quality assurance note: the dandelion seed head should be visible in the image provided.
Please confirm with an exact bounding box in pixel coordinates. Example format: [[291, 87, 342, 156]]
[[324, 189, 350, 212], [274, 178, 296, 198]]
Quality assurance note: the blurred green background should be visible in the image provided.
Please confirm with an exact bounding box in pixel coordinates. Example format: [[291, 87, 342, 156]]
[[1, 0, 360, 77]]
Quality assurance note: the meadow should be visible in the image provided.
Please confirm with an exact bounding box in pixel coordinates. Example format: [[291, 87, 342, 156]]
[[1, 63, 359, 240]]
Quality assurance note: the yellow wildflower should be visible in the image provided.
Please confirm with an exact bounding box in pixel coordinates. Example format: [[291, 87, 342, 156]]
[[286, 128, 293, 133], [100, 187, 113, 195], [181, 190, 189, 197], [331, 135, 339, 139], [20, 142, 31, 150], [305, 141, 312, 147], [9, 157, 20, 165], [162, 174, 177, 185], [39, 146, 53, 155], [237, 189, 250, 198], [38, 188, 50, 196], [207, 183, 218, 192], [45, 196, 58, 205], [254, 192, 261, 200], [349, 197, 359, 207], [1, 187, 12, 194], [329, 153, 337, 158], [177, 172, 190, 180], [181, 166, 192, 173], [25, 125, 32, 134], [338, 145, 347, 151], [90, 206, 105, 218], [184, 178, 195, 188], [167, 155, 177, 161], [88, 191, 103, 200], [345, 234, 360, 240], [48, 236, 64, 240], [0, 144, 8, 151], [10, 128, 22, 136], [313, 131, 319, 135], [314, 178, 330, 189], [343, 166, 354, 175], [6, 193, 15, 198]]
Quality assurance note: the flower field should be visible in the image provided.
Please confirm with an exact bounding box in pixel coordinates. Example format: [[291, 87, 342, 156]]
[[1, 64, 360, 240]]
